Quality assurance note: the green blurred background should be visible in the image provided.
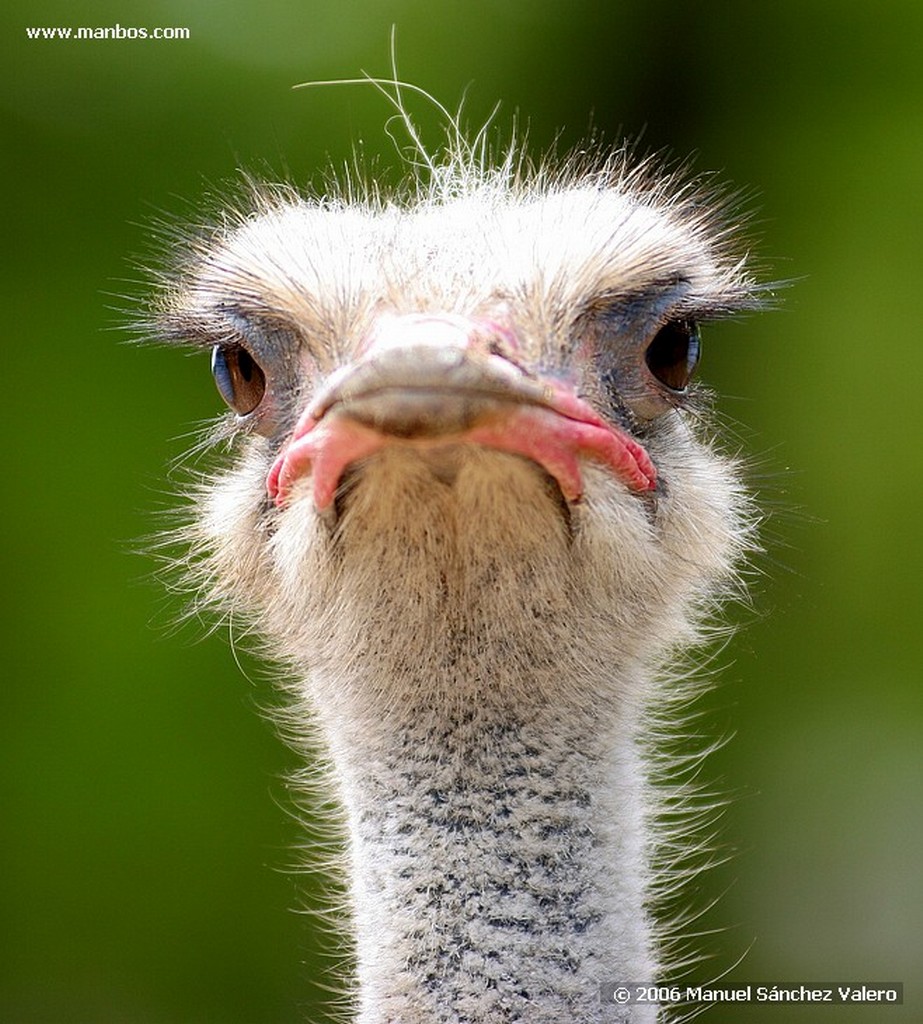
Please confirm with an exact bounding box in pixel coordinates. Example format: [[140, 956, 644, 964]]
[[3, 2, 921, 1021]]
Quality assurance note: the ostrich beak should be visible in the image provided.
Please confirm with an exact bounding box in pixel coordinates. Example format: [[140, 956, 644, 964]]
[[267, 313, 656, 510]]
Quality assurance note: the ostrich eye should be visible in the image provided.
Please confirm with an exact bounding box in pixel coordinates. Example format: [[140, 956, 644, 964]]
[[210, 345, 266, 415], [644, 319, 701, 392]]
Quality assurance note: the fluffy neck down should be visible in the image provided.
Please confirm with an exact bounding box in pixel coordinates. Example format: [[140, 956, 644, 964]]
[[259, 449, 714, 1023]]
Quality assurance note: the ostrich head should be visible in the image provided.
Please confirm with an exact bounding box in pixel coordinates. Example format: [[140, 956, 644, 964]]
[[150, 112, 764, 1023]]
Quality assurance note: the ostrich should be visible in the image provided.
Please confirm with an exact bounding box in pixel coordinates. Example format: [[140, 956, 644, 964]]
[[148, 95, 764, 1023]]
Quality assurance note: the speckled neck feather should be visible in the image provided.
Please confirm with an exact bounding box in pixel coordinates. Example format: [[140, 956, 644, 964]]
[[334, 690, 654, 1023]]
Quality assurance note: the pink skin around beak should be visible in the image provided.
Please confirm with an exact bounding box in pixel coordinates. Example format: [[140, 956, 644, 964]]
[[266, 315, 657, 510]]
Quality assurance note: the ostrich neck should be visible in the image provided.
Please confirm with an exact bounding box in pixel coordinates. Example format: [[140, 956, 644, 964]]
[[281, 458, 672, 1022], [308, 625, 659, 1023]]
